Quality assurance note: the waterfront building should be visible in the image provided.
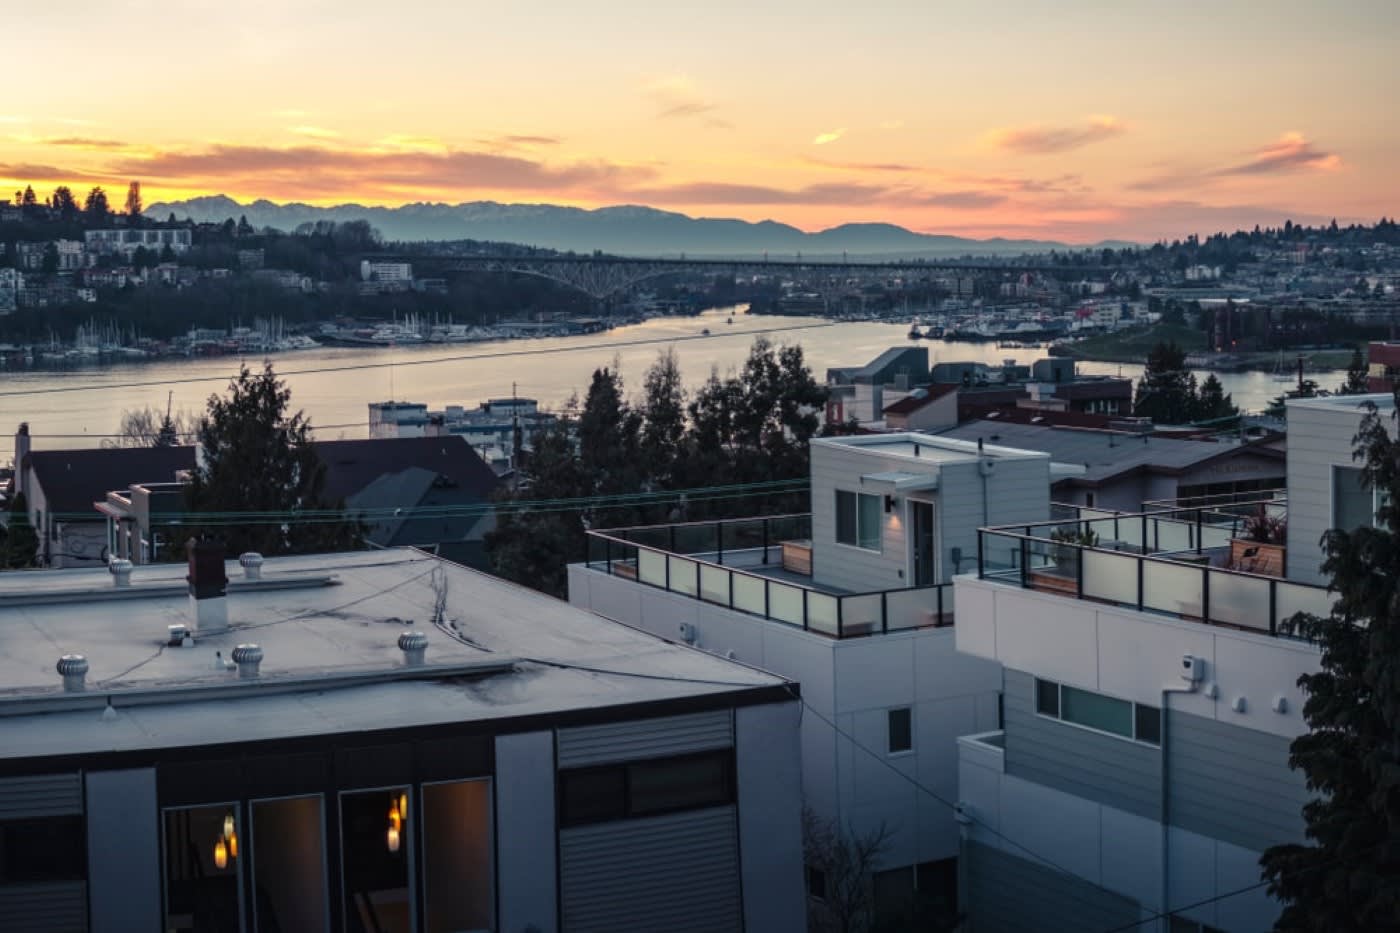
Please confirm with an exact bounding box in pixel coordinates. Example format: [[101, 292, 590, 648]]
[[0, 546, 804, 932], [360, 260, 413, 283], [0, 267, 19, 312], [569, 433, 1047, 918], [949, 395, 1382, 931], [369, 399, 558, 474]]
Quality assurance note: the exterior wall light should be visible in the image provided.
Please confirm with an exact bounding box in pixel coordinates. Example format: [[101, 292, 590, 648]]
[[885, 495, 896, 514]]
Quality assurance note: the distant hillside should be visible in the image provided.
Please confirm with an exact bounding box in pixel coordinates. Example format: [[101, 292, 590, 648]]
[[145, 196, 1133, 258]]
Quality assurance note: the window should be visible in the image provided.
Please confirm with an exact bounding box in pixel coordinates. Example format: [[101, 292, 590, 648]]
[[421, 780, 493, 933], [1334, 466, 1382, 530], [340, 787, 413, 933], [805, 865, 827, 901], [887, 707, 913, 754], [559, 750, 735, 827], [0, 816, 86, 883], [164, 803, 244, 933], [835, 490, 882, 551], [251, 796, 328, 933], [1034, 678, 1160, 746]]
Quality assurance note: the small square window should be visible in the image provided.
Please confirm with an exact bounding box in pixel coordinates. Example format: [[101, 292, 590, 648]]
[[1035, 678, 1060, 716], [1135, 703, 1161, 746], [805, 865, 827, 901], [888, 707, 912, 754]]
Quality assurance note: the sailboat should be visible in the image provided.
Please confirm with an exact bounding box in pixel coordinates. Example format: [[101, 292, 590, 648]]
[[908, 319, 924, 339], [1271, 351, 1294, 383]]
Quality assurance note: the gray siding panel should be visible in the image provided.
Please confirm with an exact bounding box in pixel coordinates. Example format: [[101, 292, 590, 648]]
[[1166, 710, 1309, 852], [966, 842, 1138, 933], [0, 773, 83, 818], [560, 807, 741, 933], [556, 710, 733, 768], [1002, 670, 1161, 819], [0, 881, 88, 933]]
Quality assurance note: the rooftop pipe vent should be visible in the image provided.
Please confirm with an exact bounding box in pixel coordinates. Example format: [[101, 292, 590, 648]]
[[167, 624, 192, 647], [239, 552, 264, 580], [231, 643, 263, 679], [108, 559, 133, 587], [56, 654, 89, 692], [398, 631, 428, 666]]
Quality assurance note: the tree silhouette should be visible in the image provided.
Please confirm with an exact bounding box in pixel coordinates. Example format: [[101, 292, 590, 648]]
[[124, 181, 142, 221], [1261, 393, 1400, 931], [3, 493, 39, 569], [84, 187, 111, 222]]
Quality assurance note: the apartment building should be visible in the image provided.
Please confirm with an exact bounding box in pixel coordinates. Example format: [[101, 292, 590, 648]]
[[0, 547, 804, 933], [569, 433, 1050, 916], [948, 396, 1388, 931]]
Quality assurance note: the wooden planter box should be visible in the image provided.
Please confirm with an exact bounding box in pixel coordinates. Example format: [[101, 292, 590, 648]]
[[1230, 539, 1285, 577], [1028, 568, 1079, 595], [781, 539, 813, 576]]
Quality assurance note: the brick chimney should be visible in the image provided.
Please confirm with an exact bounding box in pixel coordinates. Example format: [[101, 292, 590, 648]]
[[187, 537, 229, 633], [13, 423, 30, 498]]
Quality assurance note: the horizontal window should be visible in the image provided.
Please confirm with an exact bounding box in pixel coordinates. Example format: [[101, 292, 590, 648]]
[[1034, 678, 1160, 746], [0, 816, 86, 883], [559, 750, 735, 828], [835, 490, 881, 551]]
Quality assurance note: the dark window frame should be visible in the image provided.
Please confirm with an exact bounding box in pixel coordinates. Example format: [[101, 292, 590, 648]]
[[558, 749, 736, 828], [1034, 678, 1160, 747], [887, 707, 913, 754]]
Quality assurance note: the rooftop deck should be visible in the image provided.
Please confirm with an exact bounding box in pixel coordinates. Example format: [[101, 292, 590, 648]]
[[978, 501, 1332, 638], [584, 514, 953, 639]]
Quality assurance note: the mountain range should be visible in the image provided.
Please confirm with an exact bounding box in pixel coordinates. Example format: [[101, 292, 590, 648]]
[[144, 195, 1133, 258]]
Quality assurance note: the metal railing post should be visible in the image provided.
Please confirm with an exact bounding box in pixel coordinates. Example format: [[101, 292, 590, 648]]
[[802, 589, 809, 631], [763, 518, 770, 565], [605, 537, 612, 575], [664, 549, 671, 591], [837, 596, 844, 638], [1076, 545, 1085, 597], [1195, 509, 1203, 554], [717, 520, 724, 566], [937, 585, 944, 627], [977, 531, 985, 579], [1019, 538, 1029, 588], [881, 591, 888, 634], [1269, 581, 1277, 636], [1201, 564, 1211, 623], [1137, 555, 1145, 611], [728, 568, 734, 610], [670, 524, 677, 555], [1141, 514, 1148, 554]]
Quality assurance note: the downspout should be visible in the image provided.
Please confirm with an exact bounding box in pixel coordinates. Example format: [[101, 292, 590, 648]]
[[978, 438, 989, 527], [1159, 681, 1198, 931]]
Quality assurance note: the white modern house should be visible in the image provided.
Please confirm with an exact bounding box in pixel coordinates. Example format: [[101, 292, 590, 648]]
[[948, 395, 1389, 931], [568, 433, 1051, 916], [0, 547, 805, 933]]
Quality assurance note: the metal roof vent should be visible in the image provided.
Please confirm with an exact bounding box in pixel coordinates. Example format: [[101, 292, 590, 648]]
[[109, 559, 133, 587], [239, 552, 264, 581], [398, 631, 428, 666], [167, 624, 192, 647], [57, 654, 89, 692], [231, 644, 263, 680]]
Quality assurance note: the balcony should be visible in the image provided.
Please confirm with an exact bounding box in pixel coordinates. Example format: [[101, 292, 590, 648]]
[[584, 514, 953, 639], [977, 502, 1331, 638]]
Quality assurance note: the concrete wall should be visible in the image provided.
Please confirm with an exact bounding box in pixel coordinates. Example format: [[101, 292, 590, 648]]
[[937, 459, 1049, 588], [810, 441, 915, 592], [495, 731, 558, 933], [965, 841, 1141, 933]]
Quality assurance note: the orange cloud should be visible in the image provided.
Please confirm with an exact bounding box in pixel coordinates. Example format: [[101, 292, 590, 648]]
[[1216, 132, 1341, 176], [645, 76, 720, 120], [812, 128, 846, 146], [41, 137, 132, 150], [986, 116, 1125, 154]]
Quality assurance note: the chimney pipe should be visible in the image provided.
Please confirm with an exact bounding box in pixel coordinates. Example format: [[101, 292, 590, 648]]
[[109, 558, 133, 587], [14, 423, 30, 498], [239, 552, 264, 581], [56, 654, 88, 693], [231, 643, 263, 679], [187, 538, 229, 633], [398, 631, 428, 666]]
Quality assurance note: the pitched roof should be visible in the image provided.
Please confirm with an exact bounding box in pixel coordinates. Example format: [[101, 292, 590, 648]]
[[314, 435, 498, 504], [882, 384, 958, 415], [25, 446, 195, 516]]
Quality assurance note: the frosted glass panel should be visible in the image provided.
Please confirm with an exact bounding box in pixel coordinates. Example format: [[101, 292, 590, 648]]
[[1081, 550, 1138, 606], [886, 587, 942, 631], [668, 556, 698, 596], [699, 564, 729, 605], [1151, 518, 1194, 553], [768, 582, 804, 625], [1208, 572, 1271, 631], [1142, 559, 1205, 618], [733, 574, 765, 615], [840, 594, 882, 636], [1276, 583, 1335, 634], [638, 549, 667, 586], [807, 593, 839, 636]]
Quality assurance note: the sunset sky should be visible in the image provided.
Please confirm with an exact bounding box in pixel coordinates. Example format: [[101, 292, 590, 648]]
[[3, 0, 1396, 242]]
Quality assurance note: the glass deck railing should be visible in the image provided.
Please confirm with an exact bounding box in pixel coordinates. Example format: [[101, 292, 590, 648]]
[[584, 514, 953, 639], [977, 504, 1332, 638]]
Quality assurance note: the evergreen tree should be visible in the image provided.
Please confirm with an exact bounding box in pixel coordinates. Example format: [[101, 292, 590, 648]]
[[51, 185, 78, 218], [1339, 348, 1369, 395], [184, 362, 361, 556], [3, 492, 40, 569], [84, 186, 111, 222], [1194, 373, 1238, 421], [20, 185, 36, 206], [1134, 340, 1198, 424], [639, 349, 686, 488], [1261, 394, 1400, 931], [578, 365, 642, 500], [124, 181, 142, 220]]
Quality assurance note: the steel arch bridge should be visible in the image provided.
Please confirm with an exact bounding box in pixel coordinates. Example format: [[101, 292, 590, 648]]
[[370, 253, 1112, 302]]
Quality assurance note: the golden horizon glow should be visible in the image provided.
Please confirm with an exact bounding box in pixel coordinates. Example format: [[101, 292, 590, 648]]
[[3, 0, 1397, 243]]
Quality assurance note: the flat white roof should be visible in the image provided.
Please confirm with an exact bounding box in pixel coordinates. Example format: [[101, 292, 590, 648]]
[[1288, 393, 1394, 413], [812, 431, 1048, 465], [0, 550, 784, 759]]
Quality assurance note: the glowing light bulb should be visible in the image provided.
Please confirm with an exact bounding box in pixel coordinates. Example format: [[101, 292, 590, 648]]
[[386, 824, 400, 853], [228, 831, 238, 859], [214, 838, 228, 869], [397, 792, 408, 820], [389, 807, 401, 830], [223, 813, 235, 840]]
